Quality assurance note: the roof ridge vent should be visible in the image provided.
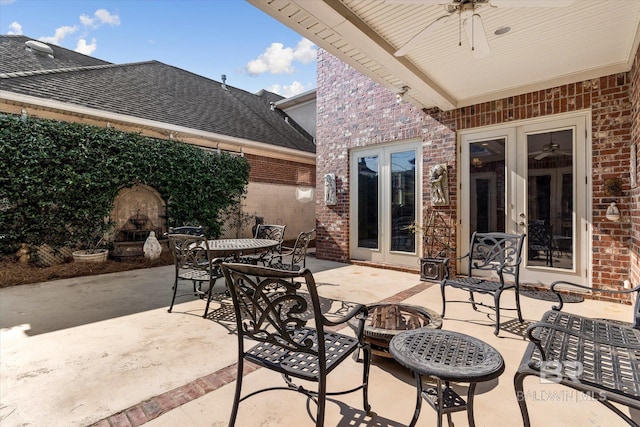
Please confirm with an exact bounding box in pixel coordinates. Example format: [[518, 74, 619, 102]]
[[25, 40, 54, 58]]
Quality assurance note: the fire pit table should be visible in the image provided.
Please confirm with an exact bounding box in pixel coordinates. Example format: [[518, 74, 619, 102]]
[[349, 303, 443, 357]]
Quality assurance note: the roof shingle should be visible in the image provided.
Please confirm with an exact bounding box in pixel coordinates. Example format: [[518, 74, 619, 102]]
[[0, 35, 315, 154]]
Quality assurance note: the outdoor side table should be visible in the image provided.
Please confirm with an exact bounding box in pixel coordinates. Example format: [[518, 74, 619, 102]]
[[389, 328, 505, 427]]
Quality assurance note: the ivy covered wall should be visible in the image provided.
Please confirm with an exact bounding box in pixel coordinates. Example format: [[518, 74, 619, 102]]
[[0, 114, 250, 254]]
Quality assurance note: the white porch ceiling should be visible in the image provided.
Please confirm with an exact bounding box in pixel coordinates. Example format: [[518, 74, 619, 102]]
[[248, 0, 640, 111]]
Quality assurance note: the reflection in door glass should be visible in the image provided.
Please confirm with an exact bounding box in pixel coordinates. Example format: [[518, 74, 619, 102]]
[[527, 130, 573, 269], [390, 151, 416, 253], [469, 139, 506, 240], [357, 156, 379, 249]]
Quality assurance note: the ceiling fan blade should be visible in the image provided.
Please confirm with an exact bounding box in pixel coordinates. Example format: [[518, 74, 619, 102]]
[[384, 0, 447, 3], [490, 0, 575, 7], [395, 14, 451, 57], [534, 151, 550, 160], [463, 13, 490, 58]]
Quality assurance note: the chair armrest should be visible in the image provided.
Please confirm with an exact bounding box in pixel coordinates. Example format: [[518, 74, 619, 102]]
[[322, 304, 368, 329], [550, 280, 640, 315]]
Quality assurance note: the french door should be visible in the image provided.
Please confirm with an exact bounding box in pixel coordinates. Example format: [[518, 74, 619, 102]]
[[350, 141, 421, 267], [460, 112, 590, 285]]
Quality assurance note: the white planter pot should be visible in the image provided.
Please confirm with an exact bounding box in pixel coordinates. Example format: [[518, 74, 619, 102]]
[[72, 249, 109, 263]]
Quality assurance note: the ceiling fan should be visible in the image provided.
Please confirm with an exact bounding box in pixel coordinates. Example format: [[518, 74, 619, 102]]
[[529, 142, 572, 160], [390, 0, 575, 58]]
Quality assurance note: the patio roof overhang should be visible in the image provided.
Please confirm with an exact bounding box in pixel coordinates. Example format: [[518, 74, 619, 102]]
[[248, 0, 640, 111]]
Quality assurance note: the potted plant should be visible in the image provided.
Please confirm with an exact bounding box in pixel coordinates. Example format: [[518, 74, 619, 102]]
[[410, 209, 453, 281], [71, 220, 114, 263]]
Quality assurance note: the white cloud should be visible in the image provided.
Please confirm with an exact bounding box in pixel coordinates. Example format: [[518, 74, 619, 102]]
[[267, 81, 309, 98], [39, 25, 78, 45], [7, 21, 22, 35], [293, 39, 316, 64], [94, 9, 120, 26], [80, 9, 120, 28], [246, 38, 316, 76], [247, 42, 294, 75], [75, 38, 97, 55]]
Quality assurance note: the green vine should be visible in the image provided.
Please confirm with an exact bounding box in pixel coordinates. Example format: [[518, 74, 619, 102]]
[[0, 114, 250, 254]]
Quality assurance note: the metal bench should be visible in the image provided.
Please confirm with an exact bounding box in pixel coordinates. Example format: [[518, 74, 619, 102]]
[[514, 281, 640, 426]]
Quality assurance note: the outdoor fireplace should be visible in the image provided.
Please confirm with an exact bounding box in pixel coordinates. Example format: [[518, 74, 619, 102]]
[[110, 184, 167, 258]]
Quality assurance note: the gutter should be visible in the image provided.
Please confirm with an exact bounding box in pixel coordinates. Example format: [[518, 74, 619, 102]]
[[0, 91, 316, 163]]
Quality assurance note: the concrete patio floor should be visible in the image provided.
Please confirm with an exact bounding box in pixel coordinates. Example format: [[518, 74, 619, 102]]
[[1, 254, 638, 427]]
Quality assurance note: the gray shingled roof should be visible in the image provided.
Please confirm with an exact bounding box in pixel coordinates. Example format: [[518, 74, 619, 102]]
[[0, 35, 112, 74], [0, 35, 315, 154]]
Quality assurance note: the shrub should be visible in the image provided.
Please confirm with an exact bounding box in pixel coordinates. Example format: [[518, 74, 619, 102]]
[[0, 114, 250, 254]]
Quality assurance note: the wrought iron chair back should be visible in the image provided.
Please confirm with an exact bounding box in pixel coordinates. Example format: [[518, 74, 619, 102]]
[[254, 224, 286, 244], [442, 232, 526, 335], [526, 220, 553, 267], [269, 228, 315, 271], [468, 232, 525, 279], [167, 233, 221, 317], [167, 225, 205, 236], [220, 261, 371, 427], [240, 224, 287, 265]]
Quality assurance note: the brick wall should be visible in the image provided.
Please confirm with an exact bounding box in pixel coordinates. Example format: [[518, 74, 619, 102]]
[[245, 153, 315, 186], [630, 46, 640, 286], [317, 47, 637, 293]]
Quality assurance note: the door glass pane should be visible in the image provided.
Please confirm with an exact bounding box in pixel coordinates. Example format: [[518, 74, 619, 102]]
[[469, 139, 506, 239], [390, 151, 416, 252], [357, 156, 379, 249], [527, 130, 573, 269]]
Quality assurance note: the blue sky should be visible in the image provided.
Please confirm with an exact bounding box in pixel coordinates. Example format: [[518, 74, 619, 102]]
[[0, 0, 317, 97]]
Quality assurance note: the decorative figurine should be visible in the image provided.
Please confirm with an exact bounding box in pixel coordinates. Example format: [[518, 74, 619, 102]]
[[430, 164, 449, 206], [16, 243, 30, 263], [143, 231, 162, 260], [324, 173, 337, 205]]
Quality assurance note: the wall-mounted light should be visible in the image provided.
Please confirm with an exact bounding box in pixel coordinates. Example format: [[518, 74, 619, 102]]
[[396, 86, 410, 104], [472, 157, 483, 167], [605, 202, 620, 222]]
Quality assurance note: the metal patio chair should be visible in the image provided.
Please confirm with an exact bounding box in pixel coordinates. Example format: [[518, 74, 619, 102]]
[[220, 261, 371, 426], [527, 220, 553, 267], [441, 232, 526, 335], [238, 224, 286, 265], [267, 228, 315, 271], [166, 233, 223, 318]]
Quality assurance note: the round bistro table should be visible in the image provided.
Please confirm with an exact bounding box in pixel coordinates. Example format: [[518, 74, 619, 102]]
[[389, 328, 505, 427], [206, 238, 279, 260]]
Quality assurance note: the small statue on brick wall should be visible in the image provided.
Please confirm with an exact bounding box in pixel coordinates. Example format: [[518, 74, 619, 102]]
[[430, 164, 449, 206], [324, 173, 337, 205]]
